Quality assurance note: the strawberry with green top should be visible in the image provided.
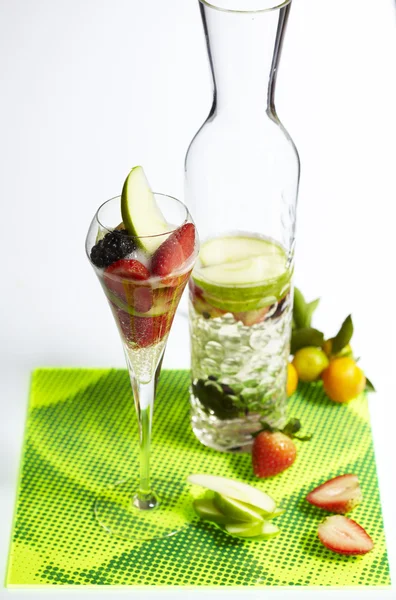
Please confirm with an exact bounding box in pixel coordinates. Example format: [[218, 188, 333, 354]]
[[252, 419, 312, 478]]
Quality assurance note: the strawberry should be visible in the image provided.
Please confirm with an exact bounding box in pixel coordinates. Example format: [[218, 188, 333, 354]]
[[130, 314, 173, 348], [306, 474, 362, 514], [104, 258, 150, 299], [317, 515, 374, 555], [151, 223, 196, 278], [233, 307, 269, 326], [113, 307, 173, 348], [252, 419, 311, 478], [104, 258, 150, 281]]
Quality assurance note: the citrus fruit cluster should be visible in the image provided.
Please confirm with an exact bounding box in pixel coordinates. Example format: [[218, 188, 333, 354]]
[[287, 288, 374, 403]]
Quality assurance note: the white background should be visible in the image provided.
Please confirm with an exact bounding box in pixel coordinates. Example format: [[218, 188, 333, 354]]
[[1, 0, 396, 598]]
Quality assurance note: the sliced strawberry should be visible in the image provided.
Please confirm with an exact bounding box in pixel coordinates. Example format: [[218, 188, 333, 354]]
[[318, 515, 374, 555], [130, 314, 173, 348], [131, 287, 153, 313], [104, 259, 151, 302], [233, 307, 269, 326], [113, 307, 173, 348], [192, 296, 226, 319], [189, 280, 204, 300], [105, 259, 150, 280], [151, 223, 196, 278], [306, 474, 362, 514]]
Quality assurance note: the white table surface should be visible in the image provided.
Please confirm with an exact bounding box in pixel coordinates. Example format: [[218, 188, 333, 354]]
[[1, 0, 396, 597]]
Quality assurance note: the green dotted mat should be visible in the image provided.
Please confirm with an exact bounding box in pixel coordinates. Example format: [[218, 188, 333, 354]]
[[6, 368, 390, 587]]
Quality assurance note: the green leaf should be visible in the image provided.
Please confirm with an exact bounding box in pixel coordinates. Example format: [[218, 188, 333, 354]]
[[293, 288, 320, 329], [332, 315, 354, 354], [293, 288, 307, 329], [292, 433, 313, 442], [304, 298, 320, 328], [282, 418, 302, 436], [365, 376, 376, 393], [290, 327, 324, 355]]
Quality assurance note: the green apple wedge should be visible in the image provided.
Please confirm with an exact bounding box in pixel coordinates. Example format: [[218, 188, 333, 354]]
[[193, 498, 233, 525], [121, 166, 170, 254], [225, 520, 280, 540], [187, 474, 276, 515], [212, 493, 264, 524], [199, 236, 286, 268]]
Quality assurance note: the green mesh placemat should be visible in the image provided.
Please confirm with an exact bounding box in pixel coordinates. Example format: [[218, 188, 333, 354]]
[[6, 368, 390, 587]]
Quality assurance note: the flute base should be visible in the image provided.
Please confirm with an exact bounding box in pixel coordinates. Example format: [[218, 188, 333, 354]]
[[94, 478, 193, 541]]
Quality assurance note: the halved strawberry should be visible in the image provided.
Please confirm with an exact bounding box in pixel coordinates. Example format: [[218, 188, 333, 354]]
[[306, 474, 362, 514], [151, 223, 196, 278], [130, 314, 173, 348], [113, 307, 173, 348], [318, 515, 374, 555], [192, 296, 226, 319], [233, 307, 269, 326], [105, 259, 150, 280], [104, 259, 152, 311]]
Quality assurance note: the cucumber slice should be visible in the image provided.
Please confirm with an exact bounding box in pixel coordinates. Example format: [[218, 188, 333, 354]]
[[121, 166, 170, 253], [187, 474, 276, 514], [213, 493, 264, 524], [200, 236, 284, 268]]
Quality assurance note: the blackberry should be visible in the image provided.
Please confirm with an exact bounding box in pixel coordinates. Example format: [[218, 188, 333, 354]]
[[90, 229, 136, 268]]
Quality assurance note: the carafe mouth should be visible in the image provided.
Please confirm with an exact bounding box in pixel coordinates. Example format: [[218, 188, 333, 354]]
[[199, 0, 291, 14]]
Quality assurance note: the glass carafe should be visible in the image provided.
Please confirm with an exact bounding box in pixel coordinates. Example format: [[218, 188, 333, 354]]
[[185, 0, 300, 452]]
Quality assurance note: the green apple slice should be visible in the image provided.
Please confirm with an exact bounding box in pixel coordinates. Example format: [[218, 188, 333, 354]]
[[200, 236, 285, 268], [121, 166, 170, 253], [257, 521, 280, 539], [225, 520, 280, 539], [265, 507, 286, 519], [193, 498, 232, 525], [187, 474, 276, 515], [224, 520, 265, 538], [213, 493, 264, 523], [104, 288, 170, 317], [195, 254, 286, 287]]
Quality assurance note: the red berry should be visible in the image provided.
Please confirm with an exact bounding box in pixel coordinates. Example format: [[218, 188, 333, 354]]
[[306, 474, 362, 514], [104, 258, 150, 280], [151, 223, 196, 277], [104, 259, 151, 308], [318, 515, 374, 555], [252, 431, 296, 478], [113, 308, 173, 348]]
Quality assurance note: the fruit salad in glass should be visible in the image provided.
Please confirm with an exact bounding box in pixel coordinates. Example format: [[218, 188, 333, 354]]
[[86, 167, 199, 540]]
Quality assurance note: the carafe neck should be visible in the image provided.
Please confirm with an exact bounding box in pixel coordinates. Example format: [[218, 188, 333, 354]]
[[200, 1, 291, 117]]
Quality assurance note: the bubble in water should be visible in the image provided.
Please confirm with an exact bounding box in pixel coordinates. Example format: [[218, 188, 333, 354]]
[[205, 340, 225, 361], [250, 331, 270, 350], [201, 357, 219, 375], [220, 357, 242, 375]]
